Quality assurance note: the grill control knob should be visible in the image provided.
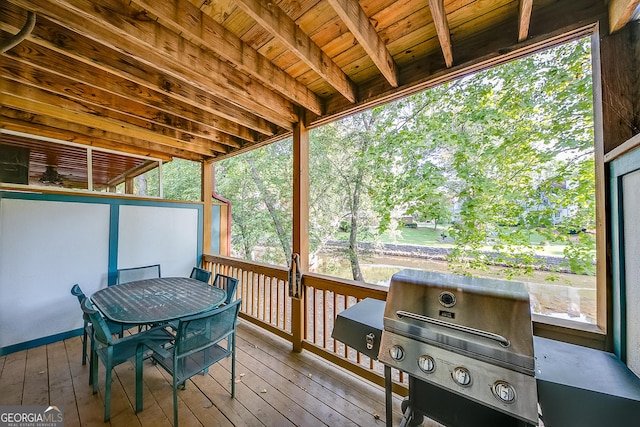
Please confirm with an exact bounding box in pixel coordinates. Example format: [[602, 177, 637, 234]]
[[418, 355, 435, 373], [389, 345, 405, 361], [452, 367, 471, 386], [493, 381, 516, 403]]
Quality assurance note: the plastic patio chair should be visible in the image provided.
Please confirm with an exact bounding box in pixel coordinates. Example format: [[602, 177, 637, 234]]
[[190, 266, 212, 283], [212, 273, 239, 305], [137, 299, 241, 427], [116, 264, 161, 284], [81, 297, 174, 422]]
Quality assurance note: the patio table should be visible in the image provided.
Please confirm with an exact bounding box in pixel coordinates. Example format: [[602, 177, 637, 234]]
[[91, 277, 226, 324]]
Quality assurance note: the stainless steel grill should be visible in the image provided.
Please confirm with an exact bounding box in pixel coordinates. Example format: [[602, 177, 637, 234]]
[[378, 269, 538, 426]]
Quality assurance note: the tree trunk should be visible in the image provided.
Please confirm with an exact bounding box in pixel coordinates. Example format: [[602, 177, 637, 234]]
[[348, 171, 364, 282], [137, 174, 147, 196], [247, 156, 292, 261]]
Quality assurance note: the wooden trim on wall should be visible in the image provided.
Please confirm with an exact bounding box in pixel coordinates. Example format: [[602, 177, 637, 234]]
[[604, 133, 640, 163], [532, 314, 606, 350]]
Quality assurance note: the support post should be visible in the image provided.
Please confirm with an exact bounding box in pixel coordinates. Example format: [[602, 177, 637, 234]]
[[292, 120, 310, 352], [596, 21, 640, 351], [202, 159, 214, 257], [125, 176, 134, 194]]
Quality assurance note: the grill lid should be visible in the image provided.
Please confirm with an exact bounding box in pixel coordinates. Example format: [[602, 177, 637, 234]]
[[384, 269, 535, 373]]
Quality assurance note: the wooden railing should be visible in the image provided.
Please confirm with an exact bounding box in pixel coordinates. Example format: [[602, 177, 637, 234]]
[[202, 254, 292, 342], [202, 254, 407, 394]]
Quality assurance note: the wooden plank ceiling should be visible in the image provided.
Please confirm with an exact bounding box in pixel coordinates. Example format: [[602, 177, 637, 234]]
[[0, 0, 637, 171]]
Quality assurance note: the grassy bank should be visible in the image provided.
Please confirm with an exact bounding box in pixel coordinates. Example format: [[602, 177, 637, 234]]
[[336, 224, 569, 257]]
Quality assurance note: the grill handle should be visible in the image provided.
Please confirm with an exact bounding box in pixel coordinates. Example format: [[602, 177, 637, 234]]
[[396, 310, 511, 347]]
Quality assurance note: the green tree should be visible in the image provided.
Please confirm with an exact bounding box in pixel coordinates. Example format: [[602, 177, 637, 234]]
[[216, 141, 292, 265], [216, 37, 595, 281], [162, 159, 201, 201], [310, 109, 403, 281], [383, 38, 595, 276]]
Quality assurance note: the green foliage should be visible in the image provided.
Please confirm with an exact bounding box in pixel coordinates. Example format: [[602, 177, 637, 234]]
[[162, 159, 201, 201], [214, 36, 596, 278], [137, 158, 201, 201], [380, 37, 596, 277], [215, 141, 293, 265]]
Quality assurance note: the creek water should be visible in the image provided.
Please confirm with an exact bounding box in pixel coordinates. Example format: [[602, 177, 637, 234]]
[[313, 252, 596, 324]]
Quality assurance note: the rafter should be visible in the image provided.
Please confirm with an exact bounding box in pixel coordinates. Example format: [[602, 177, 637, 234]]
[[326, 0, 399, 88], [518, 0, 533, 42], [609, 0, 640, 33], [6, 0, 297, 129], [130, 0, 323, 116], [3, 81, 234, 153], [1, 92, 223, 157], [0, 109, 195, 161], [321, 0, 604, 124], [2, 41, 277, 141], [1, 4, 280, 136], [233, 0, 357, 103], [428, 0, 453, 68], [1, 57, 250, 146]]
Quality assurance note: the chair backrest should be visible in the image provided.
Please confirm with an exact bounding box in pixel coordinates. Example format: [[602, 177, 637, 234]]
[[190, 267, 212, 283], [81, 298, 115, 346], [174, 299, 241, 358], [71, 284, 91, 324], [213, 274, 239, 305], [71, 283, 86, 302], [116, 264, 161, 284]]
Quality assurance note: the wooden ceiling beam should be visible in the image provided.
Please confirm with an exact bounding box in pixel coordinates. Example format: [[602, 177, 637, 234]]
[[107, 160, 160, 187], [0, 5, 279, 137], [1, 58, 248, 148], [326, 0, 399, 88], [130, 0, 324, 116], [428, 0, 454, 68], [0, 32, 277, 141], [7, 0, 297, 129], [320, 0, 605, 125], [0, 109, 194, 161], [1, 92, 222, 157], [233, 0, 358, 103], [609, 0, 640, 33], [518, 0, 533, 42], [9, 49, 273, 141], [3, 80, 234, 154]]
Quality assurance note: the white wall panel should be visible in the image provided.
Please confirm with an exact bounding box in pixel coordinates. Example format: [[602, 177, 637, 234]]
[[0, 198, 110, 348], [118, 205, 198, 278]]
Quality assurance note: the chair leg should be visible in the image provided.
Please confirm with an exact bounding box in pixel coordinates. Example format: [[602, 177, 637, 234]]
[[104, 366, 112, 422], [82, 328, 88, 365], [88, 334, 95, 386], [91, 349, 99, 394], [135, 345, 144, 413], [173, 380, 179, 427], [231, 335, 236, 398]]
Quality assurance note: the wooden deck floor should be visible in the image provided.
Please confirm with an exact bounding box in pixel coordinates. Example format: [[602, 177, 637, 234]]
[[0, 321, 440, 426]]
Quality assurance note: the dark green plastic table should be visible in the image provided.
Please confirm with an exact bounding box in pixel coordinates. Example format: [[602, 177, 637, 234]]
[[91, 277, 226, 325]]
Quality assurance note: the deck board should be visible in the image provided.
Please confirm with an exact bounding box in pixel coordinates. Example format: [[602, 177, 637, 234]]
[[0, 350, 26, 405], [0, 321, 442, 426]]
